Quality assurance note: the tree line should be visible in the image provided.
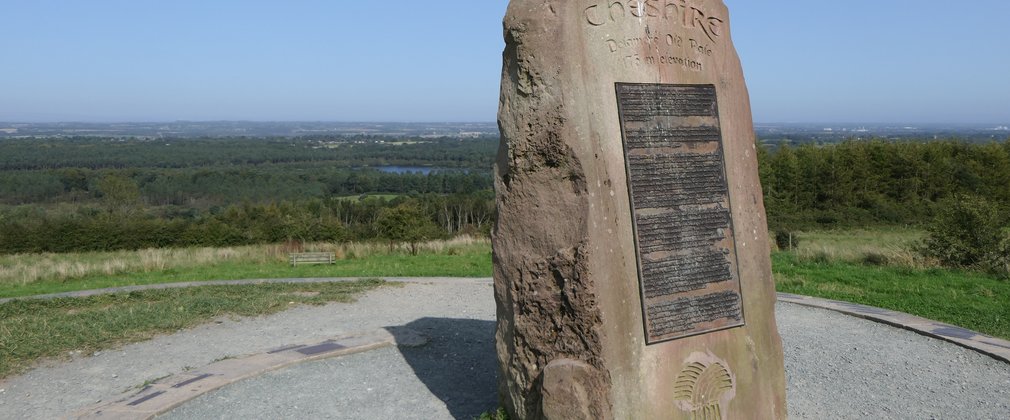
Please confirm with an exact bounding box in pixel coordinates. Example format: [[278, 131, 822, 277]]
[[0, 136, 496, 171], [0, 136, 497, 253], [0, 193, 494, 254], [759, 139, 1010, 229], [1, 136, 1008, 258], [0, 164, 490, 206]]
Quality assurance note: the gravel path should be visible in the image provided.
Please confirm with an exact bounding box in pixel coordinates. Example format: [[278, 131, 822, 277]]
[[2, 279, 1008, 419], [0, 279, 494, 419], [161, 319, 497, 420], [778, 303, 1010, 419]]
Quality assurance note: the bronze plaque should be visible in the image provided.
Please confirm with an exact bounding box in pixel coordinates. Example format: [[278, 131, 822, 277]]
[[616, 83, 745, 344]]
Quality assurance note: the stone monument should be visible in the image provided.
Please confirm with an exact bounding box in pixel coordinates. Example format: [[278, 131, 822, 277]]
[[493, 1, 788, 419]]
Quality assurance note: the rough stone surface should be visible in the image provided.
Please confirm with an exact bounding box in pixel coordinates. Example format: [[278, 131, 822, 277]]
[[540, 359, 613, 420], [494, 1, 787, 419]]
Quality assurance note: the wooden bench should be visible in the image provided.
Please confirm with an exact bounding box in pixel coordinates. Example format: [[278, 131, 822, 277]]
[[289, 252, 336, 267]]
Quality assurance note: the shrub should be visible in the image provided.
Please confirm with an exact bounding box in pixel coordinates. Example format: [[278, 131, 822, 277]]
[[920, 194, 1010, 277], [374, 201, 444, 255], [774, 230, 799, 251], [861, 252, 890, 266]]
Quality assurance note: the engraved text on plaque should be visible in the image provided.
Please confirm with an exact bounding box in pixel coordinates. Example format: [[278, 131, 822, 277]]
[[616, 83, 745, 344]]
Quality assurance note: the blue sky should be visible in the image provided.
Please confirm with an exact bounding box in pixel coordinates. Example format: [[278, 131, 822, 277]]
[[1, 0, 1007, 123]]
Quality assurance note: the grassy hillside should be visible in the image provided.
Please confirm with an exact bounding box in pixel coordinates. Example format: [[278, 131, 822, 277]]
[[771, 229, 1010, 339], [3, 230, 1007, 340], [0, 237, 490, 298]]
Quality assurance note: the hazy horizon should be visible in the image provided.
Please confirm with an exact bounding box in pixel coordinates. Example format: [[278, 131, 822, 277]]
[[2, 1, 1009, 123], [3, 120, 1008, 127]]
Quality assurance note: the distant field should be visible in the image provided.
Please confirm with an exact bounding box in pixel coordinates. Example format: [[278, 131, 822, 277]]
[[0, 237, 490, 298]]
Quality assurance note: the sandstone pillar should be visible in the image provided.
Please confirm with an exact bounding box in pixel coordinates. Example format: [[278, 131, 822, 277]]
[[493, 1, 787, 419]]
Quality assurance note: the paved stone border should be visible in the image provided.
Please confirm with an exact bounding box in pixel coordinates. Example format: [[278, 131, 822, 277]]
[[777, 293, 1010, 364], [69, 328, 428, 420]]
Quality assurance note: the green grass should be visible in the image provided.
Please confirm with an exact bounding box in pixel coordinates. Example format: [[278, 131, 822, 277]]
[[475, 408, 510, 420], [773, 252, 1010, 339], [787, 227, 928, 267], [0, 251, 490, 298], [0, 238, 492, 298], [0, 279, 388, 379], [4, 226, 1008, 370], [793, 227, 924, 249]]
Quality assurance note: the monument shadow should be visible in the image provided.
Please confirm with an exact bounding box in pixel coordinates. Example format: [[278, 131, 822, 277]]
[[386, 318, 498, 419]]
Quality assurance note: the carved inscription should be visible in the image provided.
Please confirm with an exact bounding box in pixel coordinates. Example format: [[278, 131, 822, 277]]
[[617, 83, 745, 343], [583, 0, 721, 71], [583, 0, 724, 42]]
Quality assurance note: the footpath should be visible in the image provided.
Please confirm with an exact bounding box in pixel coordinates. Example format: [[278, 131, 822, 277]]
[[0, 278, 1008, 419]]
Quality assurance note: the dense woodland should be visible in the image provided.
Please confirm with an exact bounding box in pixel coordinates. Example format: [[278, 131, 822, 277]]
[[759, 140, 1010, 229], [0, 137, 496, 253], [0, 136, 1008, 257], [0, 136, 495, 171]]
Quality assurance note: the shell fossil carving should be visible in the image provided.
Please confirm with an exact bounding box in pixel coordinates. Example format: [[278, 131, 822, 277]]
[[673, 361, 734, 420]]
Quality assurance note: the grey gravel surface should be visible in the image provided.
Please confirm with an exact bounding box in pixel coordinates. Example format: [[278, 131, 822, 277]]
[[778, 303, 1010, 419], [0, 279, 494, 419], [160, 318, 498, 420], [2, 279, 1009, 419]]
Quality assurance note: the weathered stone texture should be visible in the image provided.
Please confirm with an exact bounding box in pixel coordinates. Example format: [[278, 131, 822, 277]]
[[495, 1, 787, 419], [494, 4, 612, 417]]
